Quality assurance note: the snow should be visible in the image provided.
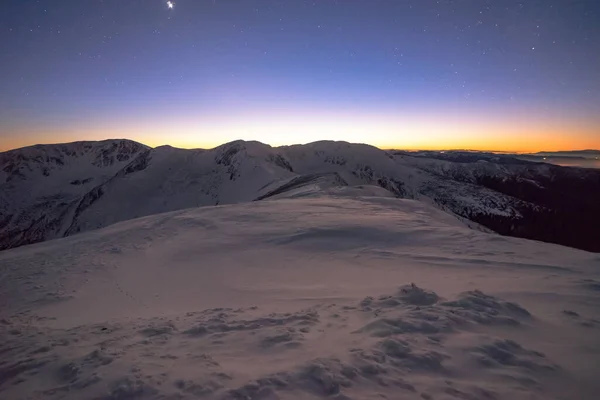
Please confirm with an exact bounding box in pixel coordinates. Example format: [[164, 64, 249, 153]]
[[1, 187, 599, 400]]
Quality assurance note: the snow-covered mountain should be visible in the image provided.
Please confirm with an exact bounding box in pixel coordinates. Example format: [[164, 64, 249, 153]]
[[392, 150, 600, 251], [0, 140, 148, 250], [2, 140, 599, 252]]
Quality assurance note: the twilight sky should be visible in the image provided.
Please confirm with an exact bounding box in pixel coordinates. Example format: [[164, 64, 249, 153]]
[[1, 0, 599, 152]]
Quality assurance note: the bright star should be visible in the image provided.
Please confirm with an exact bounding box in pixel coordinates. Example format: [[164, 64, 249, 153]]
[[167, 1, 174, 9]]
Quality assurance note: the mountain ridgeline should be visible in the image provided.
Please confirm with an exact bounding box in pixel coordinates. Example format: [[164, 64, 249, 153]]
[[1, 140, 599, 252]]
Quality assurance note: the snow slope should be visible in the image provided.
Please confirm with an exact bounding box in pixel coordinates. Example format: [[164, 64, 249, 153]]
[[1, 188, 599, 400]]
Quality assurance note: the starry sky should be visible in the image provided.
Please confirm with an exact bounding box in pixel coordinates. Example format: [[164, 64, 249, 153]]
[[1, 0, 599, 152]]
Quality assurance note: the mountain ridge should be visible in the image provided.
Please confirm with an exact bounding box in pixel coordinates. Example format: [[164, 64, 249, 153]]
[[1, 139, 599, 252]]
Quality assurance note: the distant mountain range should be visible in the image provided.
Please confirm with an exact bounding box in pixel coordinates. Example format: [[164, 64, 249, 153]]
[[397, 149, 600, 167], [511, 150, 600, 168], [530, 150, 600, 157], [2, 139, 600, 252]]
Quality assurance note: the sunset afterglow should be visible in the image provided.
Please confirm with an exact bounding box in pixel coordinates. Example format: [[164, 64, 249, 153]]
[[1, 1, 598, 152]]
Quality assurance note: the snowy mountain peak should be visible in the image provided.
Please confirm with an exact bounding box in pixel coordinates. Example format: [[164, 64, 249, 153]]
[[0, 139, 148, 184], [0, 140, 150, 250]]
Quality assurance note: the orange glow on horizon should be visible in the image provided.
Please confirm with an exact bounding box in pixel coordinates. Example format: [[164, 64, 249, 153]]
[[1, 111, 598, 153]]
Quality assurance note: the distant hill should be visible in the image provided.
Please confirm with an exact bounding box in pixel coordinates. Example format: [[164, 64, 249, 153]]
[[529, 150, 600, 158]]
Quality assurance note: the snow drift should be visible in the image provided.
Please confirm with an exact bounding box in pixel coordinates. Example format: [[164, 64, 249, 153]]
[[1, 189, 599, 399]]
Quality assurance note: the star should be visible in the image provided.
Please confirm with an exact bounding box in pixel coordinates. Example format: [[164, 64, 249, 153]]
[[167, 1, 174, 9]]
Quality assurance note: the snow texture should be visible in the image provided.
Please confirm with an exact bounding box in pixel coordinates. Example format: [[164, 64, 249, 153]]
[[1, 190, 599, 399]]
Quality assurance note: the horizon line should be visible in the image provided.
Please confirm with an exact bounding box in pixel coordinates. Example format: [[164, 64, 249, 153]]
[[1, 137, 599, 155]]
